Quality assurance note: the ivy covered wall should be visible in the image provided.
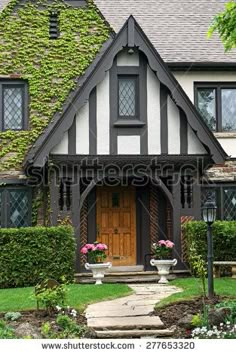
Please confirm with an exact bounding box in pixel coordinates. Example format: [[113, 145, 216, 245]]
[[0, 0, 110, 172]]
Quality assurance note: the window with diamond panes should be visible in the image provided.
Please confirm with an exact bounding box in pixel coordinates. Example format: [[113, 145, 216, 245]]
[[9, 190, 29, 227], [195, 83, 236, 132], [221, 89, 236, 131], [197, 88, 216, 131], [0, 188, 31, 228], [118, 77, 137, 117], [223, 188, 236, 221], [202, 186, 236, 221], [0, 82, 27, 132], [3, 86, 23, 130]]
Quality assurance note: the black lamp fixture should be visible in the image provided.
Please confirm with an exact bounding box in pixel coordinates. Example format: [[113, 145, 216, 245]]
[[202, 196, 217, 299], [202, 198, 217, 225]]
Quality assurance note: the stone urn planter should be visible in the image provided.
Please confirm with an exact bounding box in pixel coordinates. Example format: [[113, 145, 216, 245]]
[[150, 259, 178, 284], [85, 262, 112, 285]]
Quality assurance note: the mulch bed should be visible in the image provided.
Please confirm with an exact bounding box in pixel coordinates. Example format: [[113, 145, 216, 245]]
[[153, 296, 229, 338], [0, 310, 89, 338], [0, 310, 87, 327]]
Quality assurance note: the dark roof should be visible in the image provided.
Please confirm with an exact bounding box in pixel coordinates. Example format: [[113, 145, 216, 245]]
[[94, 0, 236, 63]]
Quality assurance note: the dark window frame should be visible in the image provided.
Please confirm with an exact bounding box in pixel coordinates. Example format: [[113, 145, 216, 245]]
[[0, 80, 28, 132], [0, 186, 32, 228], [201, 184, 236, 220], [194, 82, 236, 132], [111, 63, 146, 127]]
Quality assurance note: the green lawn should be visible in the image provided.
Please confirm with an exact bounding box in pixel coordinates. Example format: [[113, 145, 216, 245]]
[[0, 284, 132, 312], [156, 277, 236, 308]]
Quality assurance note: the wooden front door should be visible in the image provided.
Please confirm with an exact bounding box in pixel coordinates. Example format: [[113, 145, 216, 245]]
[[96, 186, 136, 266]]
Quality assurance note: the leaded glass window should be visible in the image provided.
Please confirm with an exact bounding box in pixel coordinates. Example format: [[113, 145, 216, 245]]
[[223, 188, 236, 221], [201, 186, 236, 221], [201, 188, 217, 207], [195, 83, 236, 132], [9, 190, 29, 227], [3, 86, 23, 130], [221, 89, 236, 131], [0, 81, 27, 132], [0, 188, 31, 228], [118, 76, 137, 117], [197, 88, 216, 131]]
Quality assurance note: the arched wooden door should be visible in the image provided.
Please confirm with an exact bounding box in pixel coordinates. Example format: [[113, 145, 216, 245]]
[[96, 186, 136, 266]]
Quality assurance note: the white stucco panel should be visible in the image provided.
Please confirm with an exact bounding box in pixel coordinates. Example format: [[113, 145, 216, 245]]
[[167, 95, 180, 154], [97, 71, 110, 154], [76, 102, 89, 154], [217, 138, 236, 158], [51, 131, 68, 155], [117, 135, 140, 154], [147, 66, 161, 154], [188, 125, 207, 154], [117, 50, 139, 66]]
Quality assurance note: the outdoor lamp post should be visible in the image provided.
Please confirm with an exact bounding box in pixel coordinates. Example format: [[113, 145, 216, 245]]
[[202, 197, 217, 299]]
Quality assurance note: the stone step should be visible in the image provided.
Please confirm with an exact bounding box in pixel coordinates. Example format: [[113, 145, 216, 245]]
[[95, 329, 174, 338], [86, 306, 153, 318], [76, 274, 177, 284], [88, 316, 165, 330], [75, 270, 189, 284]]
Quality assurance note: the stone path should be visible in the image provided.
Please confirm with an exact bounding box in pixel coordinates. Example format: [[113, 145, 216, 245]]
[[86, 283, 181, 338]]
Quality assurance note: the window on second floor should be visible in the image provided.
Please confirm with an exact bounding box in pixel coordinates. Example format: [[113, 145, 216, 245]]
[[118, 75, 138, 118], [195, 83, 236, 132], [0, 81, 28, 132]]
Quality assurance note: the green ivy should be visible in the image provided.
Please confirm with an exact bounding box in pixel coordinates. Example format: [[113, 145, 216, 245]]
[[0, 0, 110, 171]]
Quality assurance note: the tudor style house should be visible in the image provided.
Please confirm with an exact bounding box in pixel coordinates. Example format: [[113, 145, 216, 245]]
[[0, 0, 236, 272]]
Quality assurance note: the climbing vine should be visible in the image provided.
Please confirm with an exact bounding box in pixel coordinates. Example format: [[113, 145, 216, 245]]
[[0, 0, 110, 171]]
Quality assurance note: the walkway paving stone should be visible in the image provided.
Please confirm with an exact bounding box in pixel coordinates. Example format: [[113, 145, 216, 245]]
[[86, 283, 181, 338]]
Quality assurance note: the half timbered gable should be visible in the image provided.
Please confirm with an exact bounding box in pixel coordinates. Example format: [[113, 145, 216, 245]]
[[26, 16, 226, 167]]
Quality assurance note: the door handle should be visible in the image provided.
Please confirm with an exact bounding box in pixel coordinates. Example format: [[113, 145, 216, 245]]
[[114, 228, 118, 234], [97, 224, 100, 236]]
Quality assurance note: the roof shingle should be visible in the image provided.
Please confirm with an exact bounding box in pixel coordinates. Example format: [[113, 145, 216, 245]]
[[94, 0, 236, 63], [0, 0, 11, 12]]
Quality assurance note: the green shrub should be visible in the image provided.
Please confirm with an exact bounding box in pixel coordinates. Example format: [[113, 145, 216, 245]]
[[41, 314, 86, 339], [4, 312, 22, 321], [188, 241, 207, 297], [0, 226, 75, 288], [183, 221, 236, 262], [0, 320, 16, 339], [35, 280, 68, 315]]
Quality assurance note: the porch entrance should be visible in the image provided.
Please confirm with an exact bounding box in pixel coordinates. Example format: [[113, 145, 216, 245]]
[[96, 186, 136, 266]]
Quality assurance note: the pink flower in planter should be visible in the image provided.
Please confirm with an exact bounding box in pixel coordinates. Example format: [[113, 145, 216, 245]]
[[81, 247, 88, 254], [95, 243, 107, 251], [86, 244, 96, 250], [158, 240, 167, 246], [166, 240, 175, 248]]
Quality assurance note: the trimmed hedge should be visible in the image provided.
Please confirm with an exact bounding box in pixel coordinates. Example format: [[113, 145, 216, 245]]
[[183, 221, 236, 262], [0, 226, 76, 288]]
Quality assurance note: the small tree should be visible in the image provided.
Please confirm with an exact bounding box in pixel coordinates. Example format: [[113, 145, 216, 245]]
[[208, 1, 236, 51], [188, 241, 207, 298]]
